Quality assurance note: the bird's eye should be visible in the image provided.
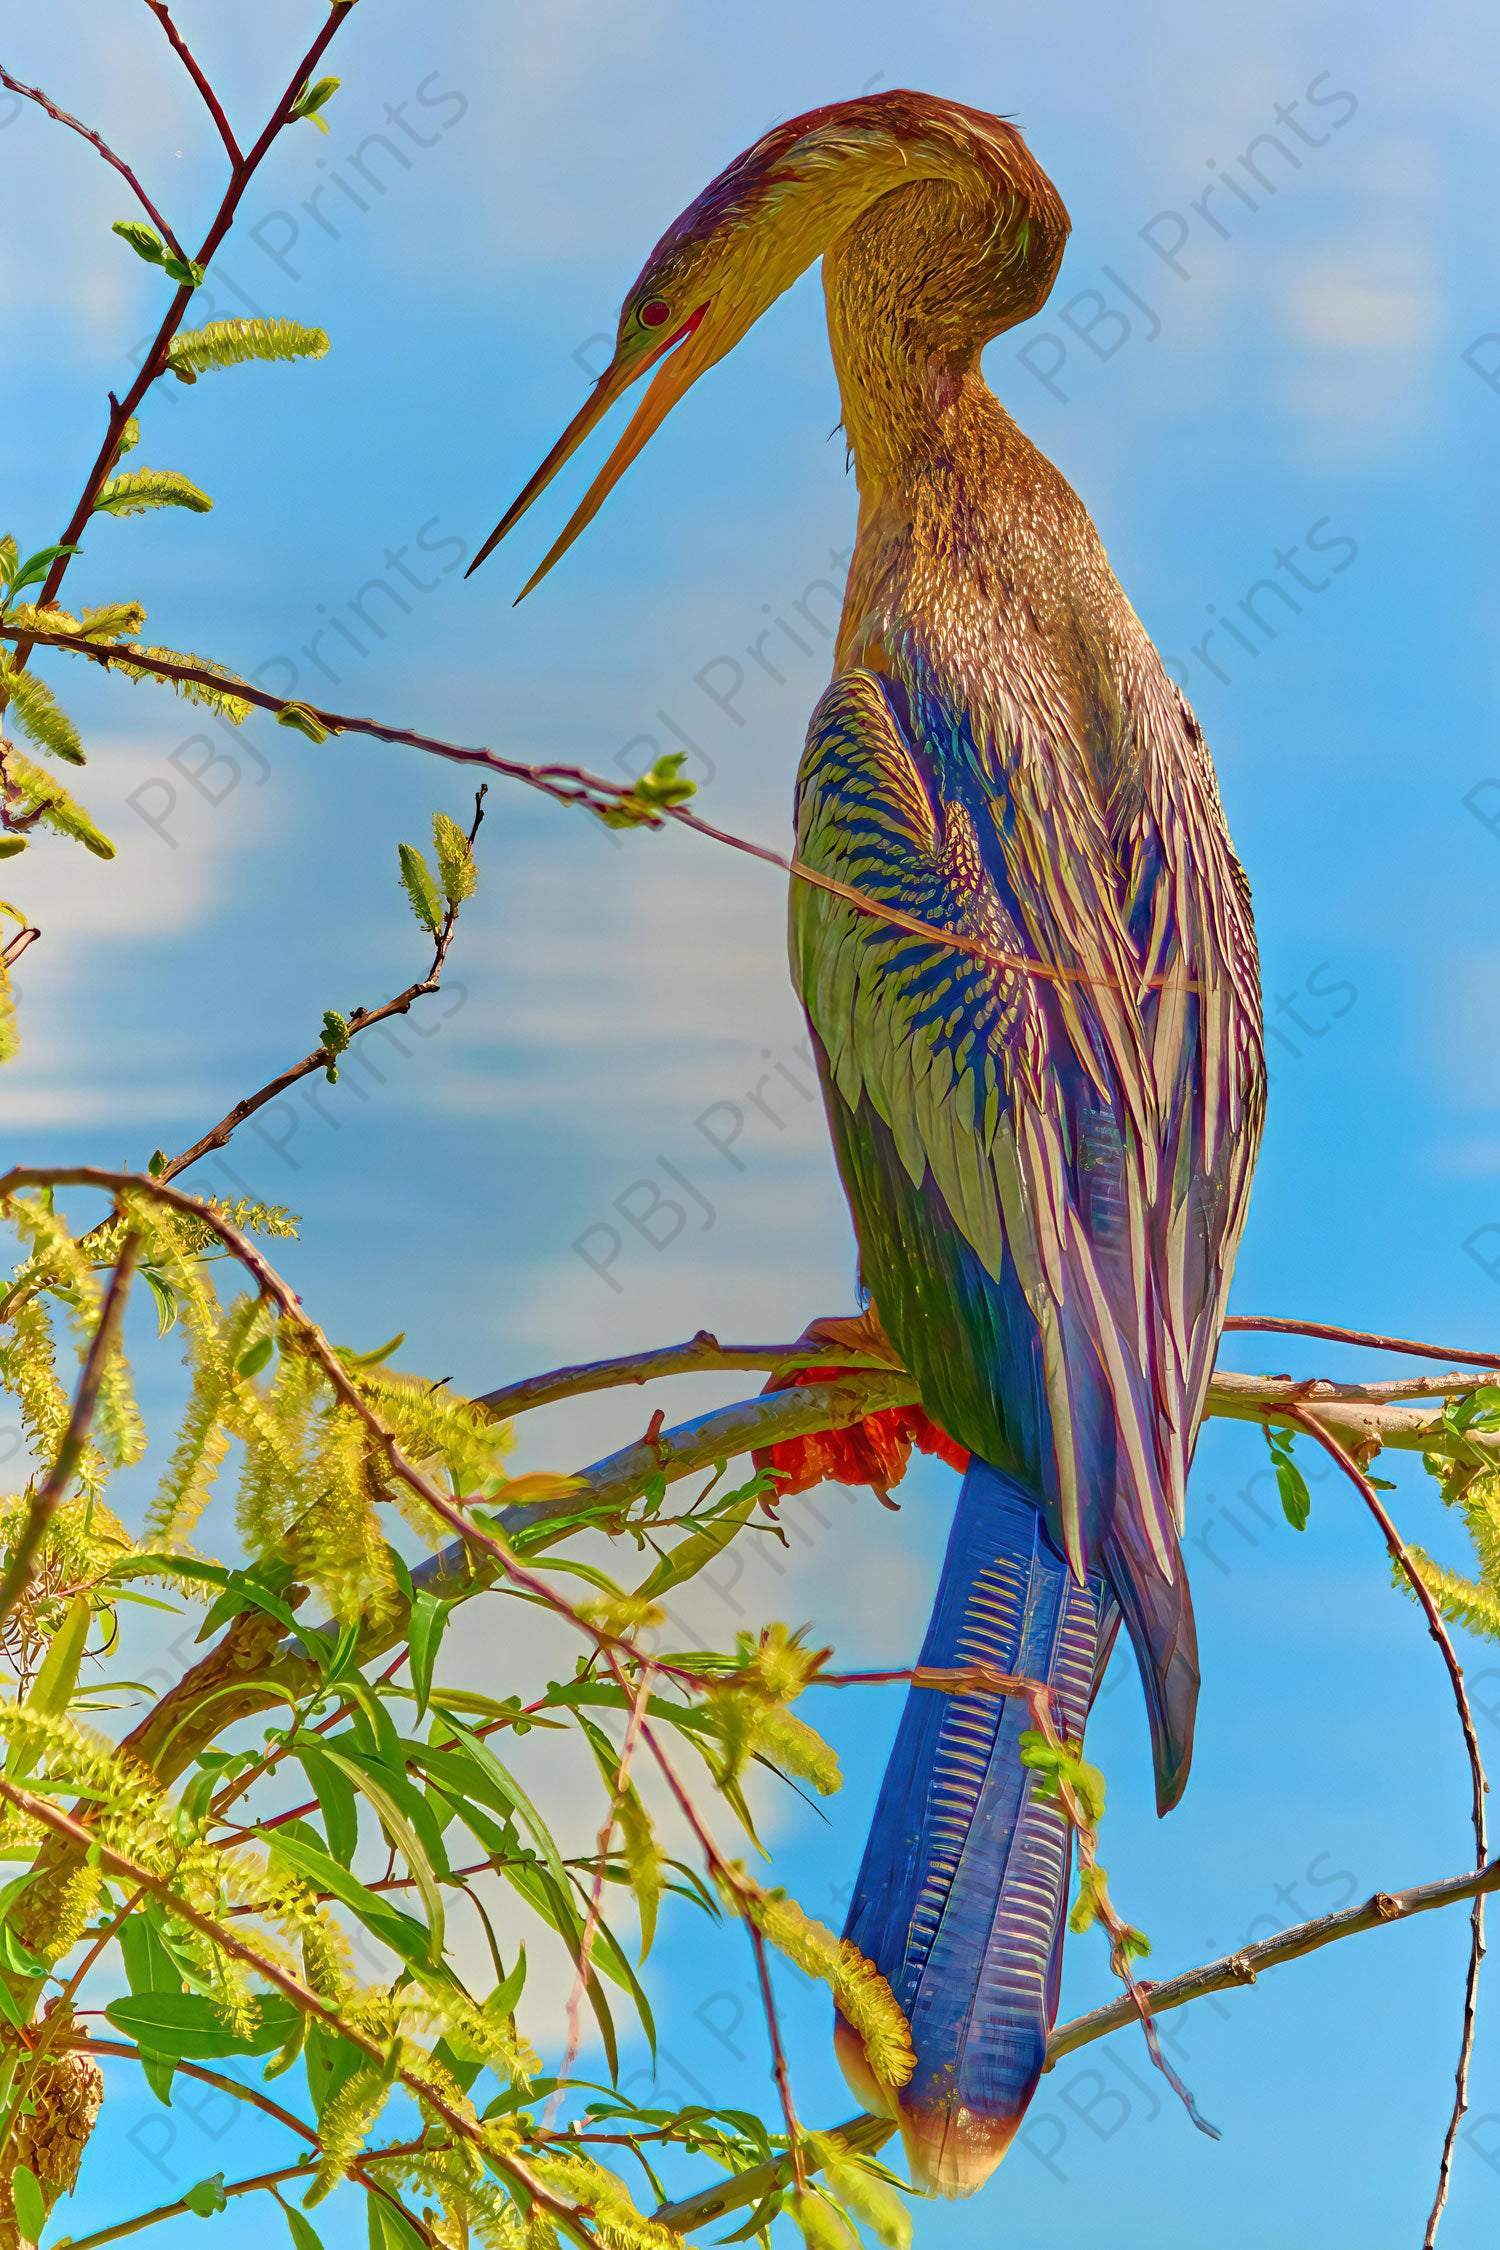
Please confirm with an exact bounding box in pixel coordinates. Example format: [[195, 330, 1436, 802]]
[[638, 297, 672, 329]]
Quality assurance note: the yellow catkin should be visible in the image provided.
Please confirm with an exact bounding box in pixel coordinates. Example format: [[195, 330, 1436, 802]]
[[306, 2062, 389, 2202], [743, 1882, 914, 2092]]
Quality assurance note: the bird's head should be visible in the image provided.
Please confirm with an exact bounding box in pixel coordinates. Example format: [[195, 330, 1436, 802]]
[[467, 91, 1068, 595]]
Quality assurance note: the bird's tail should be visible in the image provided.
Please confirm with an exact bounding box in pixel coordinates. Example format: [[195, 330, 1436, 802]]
[[836, 1458, 1116, 2196]]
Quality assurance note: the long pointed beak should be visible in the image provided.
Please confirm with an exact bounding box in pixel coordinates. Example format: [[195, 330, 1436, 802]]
[[466, 304, 711, 597]]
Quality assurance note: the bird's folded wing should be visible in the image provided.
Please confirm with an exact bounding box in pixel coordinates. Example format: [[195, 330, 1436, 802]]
[[791, 665, 1178, 1581]]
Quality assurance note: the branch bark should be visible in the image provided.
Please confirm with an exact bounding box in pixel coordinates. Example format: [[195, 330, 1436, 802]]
[[655, 1856, 1500, 2234], [0, 63, 188, 262]]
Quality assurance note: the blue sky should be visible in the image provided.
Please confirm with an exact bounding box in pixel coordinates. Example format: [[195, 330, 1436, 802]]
[[5, 0, 1500, 2243]]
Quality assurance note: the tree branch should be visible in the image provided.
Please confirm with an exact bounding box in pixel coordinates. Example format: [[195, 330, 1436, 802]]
[[1225, 1312, 1500, 1371], [16, 0, 354, 643], [654, 1855, 1500, 2234], [0, 62, 188, 262], [140, 0, 242, 164], [3, 619, 1202, 1004], [1286, 1409, 1489, 2248], [159, 785, 486, 1183]]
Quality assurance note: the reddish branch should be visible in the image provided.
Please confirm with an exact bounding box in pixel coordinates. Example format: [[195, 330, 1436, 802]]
[[1285, 1409, 1489, 2248], [3, 617, 1199, 1002], [17, 1, 352, 644], [1226, 1311, 1500, 1371], [0, 61, 189, 262], [140, 0, 242, 164]]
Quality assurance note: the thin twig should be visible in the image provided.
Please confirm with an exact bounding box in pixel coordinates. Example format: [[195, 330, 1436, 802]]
[[478, 1330, 898, 1419], [602, 1649, 809, 2193], [141, 0, 242, 163], [476, 1327, 1500, 1425], [0, 1230, 138, 1629], [0, 62, 188, 261], [0, 620, 1197, 1003], [1285, 1409, 1489, 2248], [160, 785, 486, 1182], [654, 1856, 1500, 2233], [17, 0, 353, 644], [68, 2035, 317, 2144], [555, 1657, 655, 2108], [55, 2133, 433, 2250], [1226, 1312, 1500, 1370]]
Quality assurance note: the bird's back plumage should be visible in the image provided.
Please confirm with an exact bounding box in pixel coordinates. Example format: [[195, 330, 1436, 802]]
[[794, 247, 1263, 2187]]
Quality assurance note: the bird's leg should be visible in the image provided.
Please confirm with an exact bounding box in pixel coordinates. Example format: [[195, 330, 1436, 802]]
[[752, 1306, 966, 1503]]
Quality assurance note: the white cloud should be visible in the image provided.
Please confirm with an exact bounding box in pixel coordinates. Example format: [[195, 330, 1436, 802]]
[[5, 730, 288, 1128]]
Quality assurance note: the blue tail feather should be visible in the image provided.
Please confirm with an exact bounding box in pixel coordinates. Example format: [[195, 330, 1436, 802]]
[[837, 1459, 1115, 2196]]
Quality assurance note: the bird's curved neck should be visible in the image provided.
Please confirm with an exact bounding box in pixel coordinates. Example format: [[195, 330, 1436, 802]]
[[822, 178, 1006, 492], [821, 178, 1055, 683]]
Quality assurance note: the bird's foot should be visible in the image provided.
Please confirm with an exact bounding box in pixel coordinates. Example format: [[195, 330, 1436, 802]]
[[752, 1307, 965, 1501]]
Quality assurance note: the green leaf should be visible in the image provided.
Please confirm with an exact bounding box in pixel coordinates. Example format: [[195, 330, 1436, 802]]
[[407, 1589, 451, 1724], [12, 2165, 44, 2244], [367, 2196, 427, 2250], [397, 842, 444, 934], [112, 219, 166, 267], [638, 1493, 759, 1599], [161, 254, 208, 287], [94, 467, 213, 518], [292, 76, 342, 133], [4, 543, 80, 601], [322, 1748, 446, 1962], [22, 1591, 91, 1728], [304, 2019, 365, 2123], [597, 750, 697, 829], [165, 319, 330, 383], [141, 1266, 179, 1334], [1264, 1424, 1311, 1531], [183, 2174, 228, 2218], [106, 1992, 303, 2060], [294, 1739, 360, 1866], [439, 1719, 569, 1891], [281, 2203, 327, 2250]]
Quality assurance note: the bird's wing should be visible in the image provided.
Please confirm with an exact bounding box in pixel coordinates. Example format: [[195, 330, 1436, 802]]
[[791, 664, 1179, 1585], [1113, 674, 1266, 1526]]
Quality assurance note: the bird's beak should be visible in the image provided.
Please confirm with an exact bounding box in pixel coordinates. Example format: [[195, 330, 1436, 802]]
[[466, 303, 712, 597]]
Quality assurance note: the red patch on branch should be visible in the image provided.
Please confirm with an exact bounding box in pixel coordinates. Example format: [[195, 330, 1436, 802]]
[[753, 1365, 968, 1501]]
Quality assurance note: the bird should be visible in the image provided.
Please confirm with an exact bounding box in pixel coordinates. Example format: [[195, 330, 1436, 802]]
[[468, 90, 1266, 2199]]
